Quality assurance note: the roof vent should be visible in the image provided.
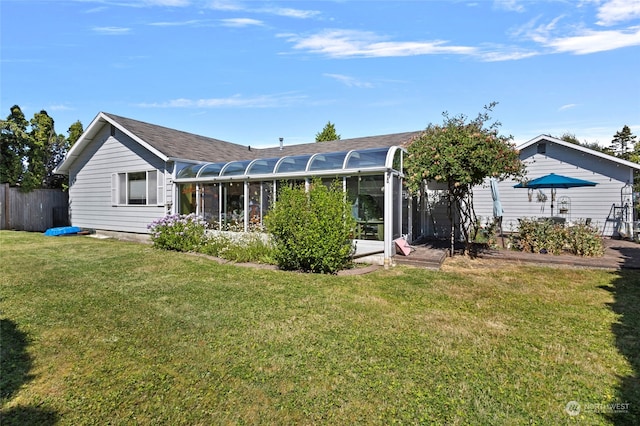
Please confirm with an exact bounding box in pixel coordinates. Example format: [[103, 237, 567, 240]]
[[279, 137, 284, 150]]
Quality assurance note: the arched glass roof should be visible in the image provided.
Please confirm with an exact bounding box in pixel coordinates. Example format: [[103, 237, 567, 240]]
[[345, 147, 389, 169], [246, 158, 279, 175], [175, 146, 405, 182], [308, 151, 348, 171], [177, 163, 205, 179], [221, 160, 252, 176], [198, 162, 225, 178], [274, 155, 313, 174]]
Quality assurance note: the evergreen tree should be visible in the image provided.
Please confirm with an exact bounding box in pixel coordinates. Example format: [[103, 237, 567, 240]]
[[0, 105, 29, 186], [0, 106, 74, 190], [67, 120, 84, 146], [315, 121, 341, 142], [610, 125, 637, 160]]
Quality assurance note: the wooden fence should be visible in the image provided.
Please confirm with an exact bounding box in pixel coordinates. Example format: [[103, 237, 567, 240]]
[[0, 184, 69, 232]]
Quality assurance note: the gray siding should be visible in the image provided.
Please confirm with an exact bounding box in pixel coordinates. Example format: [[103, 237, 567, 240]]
[[472, 142, 634, 236], [68, 126, 171, 233]]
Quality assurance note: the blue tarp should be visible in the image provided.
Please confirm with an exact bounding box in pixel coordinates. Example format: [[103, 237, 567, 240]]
[[44, 226, 82, 236]]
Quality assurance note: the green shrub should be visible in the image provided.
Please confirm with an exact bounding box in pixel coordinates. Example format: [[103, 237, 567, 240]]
[[513, 218, 604, 256], [264, 179, 356, 274], [148, 213, 208, 252], [566, 223, 605, 257]]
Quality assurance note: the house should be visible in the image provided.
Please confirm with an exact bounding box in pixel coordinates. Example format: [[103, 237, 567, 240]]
[[56, 113, 639, 266], [471, 135, 640, 237], [55, 112, 421, 265]]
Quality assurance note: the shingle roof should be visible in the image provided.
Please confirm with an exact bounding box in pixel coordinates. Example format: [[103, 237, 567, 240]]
[[104, 113, 422, 163], [103, 113, 255, 163]]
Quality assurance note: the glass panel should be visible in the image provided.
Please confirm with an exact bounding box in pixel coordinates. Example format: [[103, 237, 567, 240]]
[[393, 175, 402, 239], [221, 160, 252, 176], [177, 164, 203, 179], [222, 182, 244, 228], [128, 172, 147, 205], [352, 175, 384, 240], [198, 162, 225, 178], [248, 182, 261, 227], [275, 179, 305, 200], [320, 177, 341, 189], [346, 176, 359, 219], [261, 181, 273, 221], [346, 147, 389, 169], [392, 147, 402, 172], [246, 158, 279, 175], [275, 155, 312, 173], [202, 183, 220, 226], [179, 184, 197, 214], [308, 152, 348, 171]]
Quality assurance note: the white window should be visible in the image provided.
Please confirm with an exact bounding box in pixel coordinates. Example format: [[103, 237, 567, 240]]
[[111, 170, 164, 206]]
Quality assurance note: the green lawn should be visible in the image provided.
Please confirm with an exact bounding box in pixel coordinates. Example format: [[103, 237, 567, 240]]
[[1, 231, 638, 425]]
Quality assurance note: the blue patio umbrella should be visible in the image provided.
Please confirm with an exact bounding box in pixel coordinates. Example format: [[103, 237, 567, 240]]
[[514, 173, 597, 216]]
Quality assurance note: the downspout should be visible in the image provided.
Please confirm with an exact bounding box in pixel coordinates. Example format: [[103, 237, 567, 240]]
[[383, 169, 393, 269], [244, 180, 249, 232]]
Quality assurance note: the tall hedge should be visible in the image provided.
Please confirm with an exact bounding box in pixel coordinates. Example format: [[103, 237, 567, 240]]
[[265, 179, 355, 274]]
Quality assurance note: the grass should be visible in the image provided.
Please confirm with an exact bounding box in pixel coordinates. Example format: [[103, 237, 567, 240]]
[[1, 230, 638, 425]]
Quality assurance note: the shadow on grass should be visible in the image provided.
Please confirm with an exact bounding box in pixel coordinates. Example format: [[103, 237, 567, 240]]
[[605, 269, 640, 425], [0, 319, 58, 425]]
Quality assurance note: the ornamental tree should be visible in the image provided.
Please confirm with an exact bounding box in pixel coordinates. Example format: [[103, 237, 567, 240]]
[[404, 103, 525, 255]]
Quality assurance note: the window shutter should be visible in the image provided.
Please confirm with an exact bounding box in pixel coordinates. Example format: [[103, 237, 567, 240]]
[[118, 173, 127, 204], [147, 170, 158, 205], [157, 170, 165, 205], [111, 173, 117, 205]]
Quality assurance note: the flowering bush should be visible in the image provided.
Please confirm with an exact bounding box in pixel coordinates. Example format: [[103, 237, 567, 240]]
[[148, 214, 208, 252]]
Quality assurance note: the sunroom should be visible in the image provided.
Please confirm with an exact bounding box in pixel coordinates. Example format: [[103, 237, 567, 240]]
[[173, 146, 409, 265]]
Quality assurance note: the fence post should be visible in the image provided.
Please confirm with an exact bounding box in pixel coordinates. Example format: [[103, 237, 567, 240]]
[[2, 183, 9, 230]]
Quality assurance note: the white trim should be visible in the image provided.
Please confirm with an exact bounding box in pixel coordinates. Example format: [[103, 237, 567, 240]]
[[518, 135, 640, 171], [56, 112, 169, 174]]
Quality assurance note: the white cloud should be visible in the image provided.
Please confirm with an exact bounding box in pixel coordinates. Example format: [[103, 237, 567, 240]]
[[545, 26, 640, 54], [220, 18, 264, 27], [262, 7, 320, 19], [138, 93, 306, 108], [92, 26, 131, 35], [206, 1, 319, 19], [519, 13, 640, 54], [559, 104, 578, 111], [148, 19, 206, 26], [283, 29, 476, 58], [49, 104, 73, 111], [323, 73, 374, 88], [477, 46, 539, 61], [142, 0, 190, 6], [493, 0, 526, 13], [596, 0, 640, 26]]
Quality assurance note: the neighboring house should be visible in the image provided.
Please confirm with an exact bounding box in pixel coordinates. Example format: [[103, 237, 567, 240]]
[[472, 135, 640, 237], [55, 112, 420, 264]]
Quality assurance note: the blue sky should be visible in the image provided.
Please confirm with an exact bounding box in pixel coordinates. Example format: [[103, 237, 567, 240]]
[[2, 0, 639, 148]]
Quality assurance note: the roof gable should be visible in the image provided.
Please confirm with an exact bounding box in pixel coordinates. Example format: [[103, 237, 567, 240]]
[[56, 111, 422, 174], [518, 135, 640, 171]]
